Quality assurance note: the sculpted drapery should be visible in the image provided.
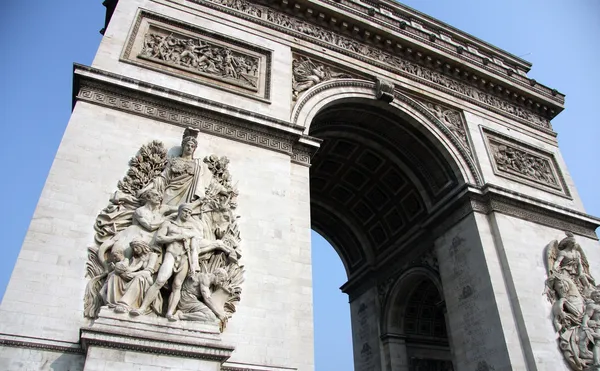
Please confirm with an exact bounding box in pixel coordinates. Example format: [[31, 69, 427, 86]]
[[84, 128, 244, 330]]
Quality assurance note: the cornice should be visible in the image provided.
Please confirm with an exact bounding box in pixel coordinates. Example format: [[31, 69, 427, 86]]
[[187, 0, 560, 132], [80, 328, 233, 361], [73, 65, 316, 166], [341, 183, 599, 296], [308, 0, 562, 101], [0, 337, 84, 355]]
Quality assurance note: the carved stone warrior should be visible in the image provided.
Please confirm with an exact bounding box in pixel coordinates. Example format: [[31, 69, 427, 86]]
[[130, 203, 229, 320], [176, 269, 229, 323], [545, 232, 599, 370]]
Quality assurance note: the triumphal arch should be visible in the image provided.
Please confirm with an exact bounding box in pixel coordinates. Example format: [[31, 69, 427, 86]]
[[1, 0, 599, 370]]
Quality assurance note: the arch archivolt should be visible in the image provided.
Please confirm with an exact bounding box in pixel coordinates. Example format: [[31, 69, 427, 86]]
[[293, 79, 483, 187]]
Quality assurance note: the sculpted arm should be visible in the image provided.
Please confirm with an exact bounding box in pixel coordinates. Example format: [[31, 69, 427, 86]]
[[155, 223, 183, 245], [583, 304, 595, 328], [553, 252, 565, 272], [199, 279, 225, 320], [576, 251, 584, 276]]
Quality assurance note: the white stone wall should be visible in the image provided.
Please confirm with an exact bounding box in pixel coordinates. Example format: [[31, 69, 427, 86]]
[[491, 213, 600, 370], [84, 347, 219, 371], [0, 101, 314, 370], [464, 111, 584, 211], [434, 212, 529, 370], [0, 348, 84, 371], [349, 287, 382, 371], [94, 0, 293, 122]]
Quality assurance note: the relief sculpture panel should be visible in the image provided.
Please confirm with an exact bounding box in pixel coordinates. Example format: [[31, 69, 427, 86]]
[[123, 11, 271, 100], [84, 128, 243, 331], [545, 233, 600, 370], [483, 129, 569, 197]]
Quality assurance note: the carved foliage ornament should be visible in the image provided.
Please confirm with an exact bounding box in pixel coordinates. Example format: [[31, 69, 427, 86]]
[[85, 128, 244, 331], [195, 0, 550, 129], [544, 233, 599, 370], [292, 55, 354, 102]]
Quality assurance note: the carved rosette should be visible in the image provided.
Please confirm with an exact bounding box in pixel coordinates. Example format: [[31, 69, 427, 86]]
[[545, 232, 598, 370], [84, 128, 244, 331]]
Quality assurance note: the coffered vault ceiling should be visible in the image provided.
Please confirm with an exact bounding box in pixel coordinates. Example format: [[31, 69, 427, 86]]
[[309, 102, 459, 275]]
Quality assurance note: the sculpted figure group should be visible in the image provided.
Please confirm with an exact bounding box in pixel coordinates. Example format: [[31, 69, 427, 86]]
[[140, 31, 259, 89], [85, 128, 243, 329], [545, 232, 600, 370]]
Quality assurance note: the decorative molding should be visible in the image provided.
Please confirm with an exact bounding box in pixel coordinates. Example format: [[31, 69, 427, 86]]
[[0, 338, 84, 355], [375, 77, 395, 103], [122, 10, 272, 101], [316, 0, 563, 104], [426, 185, 598, 241], [291, 79, 482, 185], [189, 0, 556, 132], [392, 91, 481, 186], [482, 128, 570, 198], [75, 78, 312, 163], [80, 329, 233, 361]]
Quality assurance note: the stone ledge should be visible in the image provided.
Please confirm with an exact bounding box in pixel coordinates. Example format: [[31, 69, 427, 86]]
[[80, 308, 234, 362]]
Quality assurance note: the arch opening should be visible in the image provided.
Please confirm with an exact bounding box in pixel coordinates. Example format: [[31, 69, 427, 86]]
[[308, 98, 465, 275], [304, 92, 464, 370]]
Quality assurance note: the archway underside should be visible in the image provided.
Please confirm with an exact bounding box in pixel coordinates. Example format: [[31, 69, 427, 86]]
[[309, 102, 461, 275]]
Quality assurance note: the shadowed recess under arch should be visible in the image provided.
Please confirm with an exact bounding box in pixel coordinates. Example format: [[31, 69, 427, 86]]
[[308, 101, 462, 275]]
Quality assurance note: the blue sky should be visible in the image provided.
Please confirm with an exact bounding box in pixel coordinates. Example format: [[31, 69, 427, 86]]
[[1, 1, 599, 370]]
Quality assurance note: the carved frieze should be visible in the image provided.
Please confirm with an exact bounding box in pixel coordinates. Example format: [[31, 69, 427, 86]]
[[191, 0, 552, 130], [122, 11, 271, 100], [292, 55, 354, 102], [545, 233, 598, 370], [483, 129, 569, 197], [85, 128, 244, 331]]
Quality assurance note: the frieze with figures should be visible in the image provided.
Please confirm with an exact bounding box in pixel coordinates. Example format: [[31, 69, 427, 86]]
[[139, 28, 260, 91], [484, 130, 568, 197], [190, 0, 553, 131]]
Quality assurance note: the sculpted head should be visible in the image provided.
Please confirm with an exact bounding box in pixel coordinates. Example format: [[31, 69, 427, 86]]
[[591, 290, 600, 303], [111, 249, 125, 263], [213, 268, 228, 286], [142, 188, 162, 205], [181, 136, 198, 157], [178, 203, 194, 221], [130, 239, 151, 256]]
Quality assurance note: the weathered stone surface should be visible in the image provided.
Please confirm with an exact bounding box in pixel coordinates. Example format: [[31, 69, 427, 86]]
[[1, 0, 599, 371]]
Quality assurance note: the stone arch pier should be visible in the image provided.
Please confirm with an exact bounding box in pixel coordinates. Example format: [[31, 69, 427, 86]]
[[1, 0, 599, 371]]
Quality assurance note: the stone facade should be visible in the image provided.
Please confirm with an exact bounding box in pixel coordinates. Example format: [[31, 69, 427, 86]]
[[0, 0, 598, 370]]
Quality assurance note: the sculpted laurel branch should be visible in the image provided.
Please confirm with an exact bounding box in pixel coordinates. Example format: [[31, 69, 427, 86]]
[[117, 140, 168, 195]]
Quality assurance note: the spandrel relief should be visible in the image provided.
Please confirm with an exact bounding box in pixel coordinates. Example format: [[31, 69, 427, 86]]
[[85, 128, 243, 331], [292, 55, 355, 102], [545, 232, 599, 370]]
